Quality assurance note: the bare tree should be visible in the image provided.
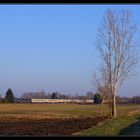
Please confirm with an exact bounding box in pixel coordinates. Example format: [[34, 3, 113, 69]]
[[86, 91, 94, 99], [21, 90, 47, 99], [96, 9, 138, 117]]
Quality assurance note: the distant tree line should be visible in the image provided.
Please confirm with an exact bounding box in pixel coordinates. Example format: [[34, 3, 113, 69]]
[[20, 91, 95, 100], [1, 88, 140, 104], [20, 91, 140, 104], [131, 96, 140, 104], [115, 96, 140, 104], [0, 89, 95, 103]]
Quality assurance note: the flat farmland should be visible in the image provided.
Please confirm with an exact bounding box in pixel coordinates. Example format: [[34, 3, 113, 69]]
[[0, 103, 140, 136], [0, 103, 103, 119]]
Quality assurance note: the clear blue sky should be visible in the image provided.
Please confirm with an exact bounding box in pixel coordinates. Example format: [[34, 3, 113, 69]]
[[0, 4, 140, 98]]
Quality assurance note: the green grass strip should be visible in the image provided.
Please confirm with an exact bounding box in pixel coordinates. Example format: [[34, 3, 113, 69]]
[[78, 115, 140, 136]]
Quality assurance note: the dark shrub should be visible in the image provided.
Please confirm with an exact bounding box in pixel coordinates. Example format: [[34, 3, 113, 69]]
[[93, 93, 102, 104]]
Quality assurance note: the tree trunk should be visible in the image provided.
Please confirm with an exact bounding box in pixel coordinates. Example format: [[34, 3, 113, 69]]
[[99, 93, 106, 116], [99, 100, 103, 116], [112, 86, 117, 117]]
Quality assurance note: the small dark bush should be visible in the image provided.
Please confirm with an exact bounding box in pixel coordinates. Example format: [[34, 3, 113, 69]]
[[93, 93, 102, 104]]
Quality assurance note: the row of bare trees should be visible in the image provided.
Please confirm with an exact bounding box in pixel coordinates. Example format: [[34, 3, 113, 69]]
[[21, 90, 94, 100], [94, 9, 138, 117]]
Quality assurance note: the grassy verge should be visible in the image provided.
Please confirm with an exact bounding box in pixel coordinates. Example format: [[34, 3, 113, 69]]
[[77, 114, 140, 136]]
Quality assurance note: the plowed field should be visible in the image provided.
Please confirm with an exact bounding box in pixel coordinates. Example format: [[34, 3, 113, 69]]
[[0, 116, 109, 136]]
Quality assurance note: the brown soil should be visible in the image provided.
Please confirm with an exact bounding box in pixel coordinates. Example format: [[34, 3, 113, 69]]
[[0, 116, 109, 136]]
